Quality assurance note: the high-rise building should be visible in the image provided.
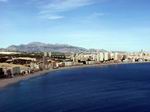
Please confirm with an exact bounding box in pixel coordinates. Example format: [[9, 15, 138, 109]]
[[48, 52, 52, 57], [104, 52, 109, 61], [114, 53, 118, 61], [96, 52, 104, 62], [100, 52, 104, 62], [96, 53, 100, 62], [44, 52, 48, 57]]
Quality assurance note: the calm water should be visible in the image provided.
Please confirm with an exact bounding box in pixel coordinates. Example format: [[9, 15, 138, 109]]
[[0, 63, 150, 112]]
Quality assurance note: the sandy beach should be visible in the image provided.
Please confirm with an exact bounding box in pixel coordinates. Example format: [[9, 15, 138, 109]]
[[0, 62, 149, 89]]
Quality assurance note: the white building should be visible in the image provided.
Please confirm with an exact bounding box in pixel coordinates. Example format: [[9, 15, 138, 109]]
[[48, 52, 52, 57], [0, 52, 21, 55], [13, 57, 36, 61], [64, 61, 74, 67], [114, 53, 118, 61], [96, 53, 100, 62], [44, 52, 48, 57], [104, 52, 109, 61], [100, 52, 104, 61], [96, 52, 104, 62]]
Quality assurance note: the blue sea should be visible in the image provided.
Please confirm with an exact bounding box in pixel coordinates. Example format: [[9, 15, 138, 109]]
[[0, 63, 150, 112]]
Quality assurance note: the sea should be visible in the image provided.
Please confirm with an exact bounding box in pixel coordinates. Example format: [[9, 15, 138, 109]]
[[0, 63, 150, 112]]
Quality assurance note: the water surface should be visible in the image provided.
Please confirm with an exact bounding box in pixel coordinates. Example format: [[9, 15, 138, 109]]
[[0, 63, 150, 112]]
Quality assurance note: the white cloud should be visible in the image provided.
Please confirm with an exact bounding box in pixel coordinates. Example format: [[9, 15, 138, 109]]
[[40, 0, 94, 14], [0, 0, 8, 2], [42, 15, 64, 20], [47, 15, 64, 20], [86, 12, 106, 20], [36, 0, 97, 20], [92, 12, 105, 17], [80, 12, 106, 24], [89, 12, 106, 19]]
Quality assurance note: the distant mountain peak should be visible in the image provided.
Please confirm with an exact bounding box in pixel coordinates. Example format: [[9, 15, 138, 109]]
[[0, 42, 107, 53], [6, 42, 88, 53]]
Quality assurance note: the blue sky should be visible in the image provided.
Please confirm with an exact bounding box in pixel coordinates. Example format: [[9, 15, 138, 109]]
[[0, 0, 150, 51]]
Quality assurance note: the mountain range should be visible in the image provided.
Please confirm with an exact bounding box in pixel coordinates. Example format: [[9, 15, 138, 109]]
[[1, 42, 106, 53]]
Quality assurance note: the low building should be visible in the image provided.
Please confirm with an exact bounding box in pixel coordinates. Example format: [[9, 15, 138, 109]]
[[30, 63, 40, 71], [86, 61, 96, 65], [64, 61, 74, 67], [0, 51, 21, 55], [16, 57, 36, 61], [51, 52, 65, 59], [12, 67, 21, 76]]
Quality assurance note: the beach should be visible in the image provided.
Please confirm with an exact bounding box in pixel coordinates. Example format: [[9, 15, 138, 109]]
[[0, 62, 149, 89]]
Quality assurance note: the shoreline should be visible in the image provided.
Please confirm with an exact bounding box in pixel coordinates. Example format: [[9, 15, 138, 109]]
[[0, 62, 150, 89]]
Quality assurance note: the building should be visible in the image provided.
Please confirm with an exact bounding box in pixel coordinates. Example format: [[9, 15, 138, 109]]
[[51, 52, 65, 59], [44, 52, 48, 57], [12, 67, 21, 76], [64, 61, 74, 67], [0, 51, 21, 55], [96, 52, 104, 62], [48, 52, 52, 57], [114, 53, 119, 61], [100, 52, 104, 62], [30, 62, 40, 71], [104, 52, 109, 61]]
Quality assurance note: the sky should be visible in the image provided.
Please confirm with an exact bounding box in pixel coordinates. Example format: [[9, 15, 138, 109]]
[[0, 0, 150, 51]]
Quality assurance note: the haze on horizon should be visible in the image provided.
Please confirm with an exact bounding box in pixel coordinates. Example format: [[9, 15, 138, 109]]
[[0, 0, 150, 52]]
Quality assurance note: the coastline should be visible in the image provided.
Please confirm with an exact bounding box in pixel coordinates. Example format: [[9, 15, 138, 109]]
[[0, 61, 149, 89]]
